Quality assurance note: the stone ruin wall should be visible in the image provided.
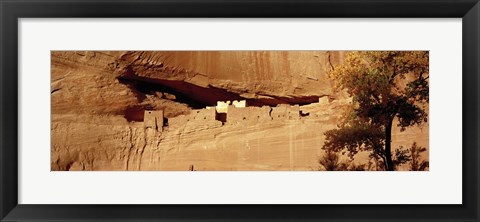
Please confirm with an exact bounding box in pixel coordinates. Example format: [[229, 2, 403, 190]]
[[163, 99, 331, 131], [50, 51, 428, 171]]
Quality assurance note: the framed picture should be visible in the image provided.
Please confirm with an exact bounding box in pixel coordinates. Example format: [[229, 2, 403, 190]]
[[1, 0, 478, 221]]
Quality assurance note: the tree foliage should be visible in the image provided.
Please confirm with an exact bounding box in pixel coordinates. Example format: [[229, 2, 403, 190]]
[[323, 51, 429, 171], [318, 149, 367, 171], [318, 149, 348, 171], [408, 142, 429, 171]]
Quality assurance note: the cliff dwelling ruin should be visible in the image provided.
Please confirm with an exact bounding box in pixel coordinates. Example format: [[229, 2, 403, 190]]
[[51, 51, 429, 171], [144, 97, 329, 132]]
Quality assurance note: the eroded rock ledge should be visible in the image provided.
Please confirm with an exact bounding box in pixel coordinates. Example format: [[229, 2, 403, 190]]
[[50, 51, 428, 171]]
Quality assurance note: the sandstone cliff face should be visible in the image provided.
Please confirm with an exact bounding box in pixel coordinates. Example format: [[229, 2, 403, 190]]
[[116, 51, 342, 98], [51, 51, 428, 171]]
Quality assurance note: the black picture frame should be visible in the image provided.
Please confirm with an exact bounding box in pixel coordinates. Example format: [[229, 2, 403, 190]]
[[1, 0, 479, 221]]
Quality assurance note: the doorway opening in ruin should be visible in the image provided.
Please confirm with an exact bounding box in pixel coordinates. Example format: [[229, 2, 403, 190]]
[[215, 112, 227, 124]]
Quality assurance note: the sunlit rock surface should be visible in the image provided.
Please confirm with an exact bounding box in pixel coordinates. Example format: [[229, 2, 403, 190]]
[[51, 51, 428, 171]]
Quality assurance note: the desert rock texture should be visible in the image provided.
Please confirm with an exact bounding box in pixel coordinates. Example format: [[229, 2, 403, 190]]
[[51, 51, 428, 171]]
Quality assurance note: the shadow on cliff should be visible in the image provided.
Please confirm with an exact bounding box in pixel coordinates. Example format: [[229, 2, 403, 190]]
[[117, 67, 322, 121]]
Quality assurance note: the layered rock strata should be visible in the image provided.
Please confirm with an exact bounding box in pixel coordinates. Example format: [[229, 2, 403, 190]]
[[51, 51, 428, 171]]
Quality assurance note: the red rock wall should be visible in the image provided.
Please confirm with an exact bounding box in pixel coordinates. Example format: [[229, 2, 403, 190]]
[[51, 51, 428, 171]]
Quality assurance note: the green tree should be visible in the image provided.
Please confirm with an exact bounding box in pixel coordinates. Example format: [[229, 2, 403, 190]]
[[323, 51, 429, 171]]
